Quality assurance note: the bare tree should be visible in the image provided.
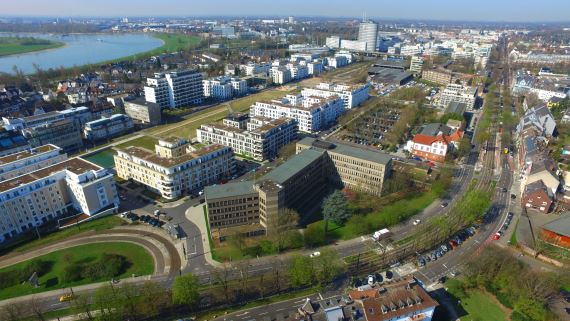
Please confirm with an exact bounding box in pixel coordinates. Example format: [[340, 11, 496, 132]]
[[30, 297, 46, 321], [72, 294, 94, 321], [1, 302, 26, 321], [212, 263, 232, 302]]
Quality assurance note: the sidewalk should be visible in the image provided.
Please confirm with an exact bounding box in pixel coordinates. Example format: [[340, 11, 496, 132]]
[[185, 204, 220, 267]]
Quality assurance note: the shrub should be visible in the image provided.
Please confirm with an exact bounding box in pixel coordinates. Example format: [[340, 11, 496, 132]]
[[63, 264, 83, 282]]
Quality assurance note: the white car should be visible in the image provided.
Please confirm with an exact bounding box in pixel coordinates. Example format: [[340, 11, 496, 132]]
[[413, 219, 422, 225], [309, 251, 321, 258]]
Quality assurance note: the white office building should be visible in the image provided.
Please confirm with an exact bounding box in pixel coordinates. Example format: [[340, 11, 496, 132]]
[[144, 70, 204, 108], [326, 36, 341, 49], [439, 84, 478, 110], [197, 114, 298, 161], [301, 82, 370, 109], [358, 21, 378, 52], [203, 76, 248, 100], [250, 94, 344, 133], [341, 39, 368, 52]]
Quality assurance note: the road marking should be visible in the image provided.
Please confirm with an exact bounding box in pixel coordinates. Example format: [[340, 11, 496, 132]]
[[259, 312, 268, 315], [319, 293, 324, 300], [237, 312, 249, 317], [442, 263, 448, 269]]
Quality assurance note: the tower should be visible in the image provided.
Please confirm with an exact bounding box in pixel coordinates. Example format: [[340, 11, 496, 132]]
[[358, 19, 378, 52]]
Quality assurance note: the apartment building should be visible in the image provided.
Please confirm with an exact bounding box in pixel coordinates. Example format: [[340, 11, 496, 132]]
[[250, 94, 344, 133], [2, 106, 92, 132], [22, 118, 83, 152], [406, 123, 463, 163], [271, 67, 292, 85], [124, 98, 162, 125], [0, 129, 30, 157], [144, 70, 204, 108], [114, 138, 235, 200], [307, 61, 324, 76], [438, 84, 478, 110], [205, 138, 391, 238], [241, 62, 272, 76], [203, 76, 248, 100], [301, 82, 370, 109], [410, 56, 424, 74], [83, 114, 134, 141], [0, 158, 119, 243], [197, 114, 298, 161], [0, 144, 66, 181]]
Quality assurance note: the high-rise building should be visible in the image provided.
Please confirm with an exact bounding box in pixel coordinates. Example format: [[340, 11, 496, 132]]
[[358, 21, 378, 52], [144, 70, 204, 109], [410, 56, 424, 75], [288, 16, 295, 24]]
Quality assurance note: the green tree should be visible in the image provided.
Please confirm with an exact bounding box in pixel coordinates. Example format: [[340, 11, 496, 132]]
[[304, 224, 326, 248], [267, 208, 299, 252], [172, 273, 199, 306], [313, 248, 344, 284], [289, 255, 314, 287], [93, 284, 120, 321], [138, 281, 170, 318], [72, 294, 94, 321], [323, 190, 351, 231], [456, 136, 472, 159]]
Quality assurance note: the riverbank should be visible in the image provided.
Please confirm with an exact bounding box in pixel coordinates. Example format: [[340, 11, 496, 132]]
[[0, 36, 65, 57]]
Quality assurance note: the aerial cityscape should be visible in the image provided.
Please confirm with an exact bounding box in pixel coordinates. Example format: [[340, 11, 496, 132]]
[[1, 1, 570, 321]]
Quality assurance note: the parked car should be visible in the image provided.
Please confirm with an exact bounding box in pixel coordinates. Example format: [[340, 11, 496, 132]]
[[309, 251, 321, 258], [441, 202, 449, 208], [492, 232, 501, 240], [413, 219, 422, 225]]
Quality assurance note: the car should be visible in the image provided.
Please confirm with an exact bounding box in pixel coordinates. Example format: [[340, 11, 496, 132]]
[[450, 271, 458, 277], [154, 210, 160, 217], [309, 251, 321, 258], [492, 232, 501, 240], [438, 276, 447, 284], [441, 244, 449, 252], [502, 187, 508, 192], [413, 219, 421, 225], [441, 202, 449, 208], [449, 240, 458, 249], [417, 258, 426, 267], [59, 293, 75, 302], [507, 212, 514, 218], [511, 194, 517, 199], [367, 275, 375, 285]]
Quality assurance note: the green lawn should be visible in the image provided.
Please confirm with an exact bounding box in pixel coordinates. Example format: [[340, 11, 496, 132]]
[[0, 242, 154, 300], [309, 191, 438, 240], [116, 135, 158, 150], [0, 37, 64, 57], [228, 89, 288, 112], [457, 291, 508, 321], [105, 33, 202, 63], [0, 216, 126, 255], [82, 149, 117, 169]]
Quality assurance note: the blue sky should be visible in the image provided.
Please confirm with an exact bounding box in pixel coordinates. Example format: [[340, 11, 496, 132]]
[[3, 0, 570, 22]]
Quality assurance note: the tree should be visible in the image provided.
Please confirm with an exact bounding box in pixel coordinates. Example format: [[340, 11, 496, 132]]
[[304, 224, 326, 248], [93, 284, 120, 321], [322, 190, 352, 231], [313, 248, 344, 284], [289, 255, 314, 288], [172, 273, 200, 307], [212, 263, 232, 302], [0, 302, 26, 321], [456, 136, 472, 160], [267, 208, 299, 252], [138, 281, 170, 318], [72, 294, 94, 321]]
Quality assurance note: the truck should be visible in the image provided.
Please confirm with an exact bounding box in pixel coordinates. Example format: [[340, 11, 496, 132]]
[[372, 228, 392, 241]]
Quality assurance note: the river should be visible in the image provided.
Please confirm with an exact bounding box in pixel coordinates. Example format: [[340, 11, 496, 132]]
[[0, 33, 163, 74]]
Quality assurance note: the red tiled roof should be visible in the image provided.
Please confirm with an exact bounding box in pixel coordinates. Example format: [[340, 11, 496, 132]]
[[412, 134, 440, 146]]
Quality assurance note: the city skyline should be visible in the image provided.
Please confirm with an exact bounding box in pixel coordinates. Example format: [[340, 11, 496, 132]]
[[2, 0, 570, 22]]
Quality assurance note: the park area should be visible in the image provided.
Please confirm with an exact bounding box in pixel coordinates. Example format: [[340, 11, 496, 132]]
[[0, 242, 154, 300], [0, 37, 64, 57], [446, 280, 509, 321]]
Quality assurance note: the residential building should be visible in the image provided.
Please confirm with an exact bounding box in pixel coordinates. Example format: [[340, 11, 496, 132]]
[[409, 56, 424, 74], [197, 114, 298, 161], [205, 138, 392, 238], [250, 94, 344, 133], [22, 118, 83, 152], [438, 84, 478, 110], [242, 62, 272, 76], [307, 61, 324, 76], [301, 82, 370, 109], [144, 70, 204, 108], [0, 158, 119, 243], [522, 157, 560, 195], [3, 106, 92, 132], [522, 180, 553, 214], [0, 129, 30, 157], [271, 67, 292, 85], [406, 123, 464, 163], [83, 114, 134, 141], [0, 144, 66, 181], [114, 138, 235, 200], [541, 213, 570, 249], [203, 76, 248, 100], [326, 36, 341, 49], [124, 98, 162, 125], [517, 105, 556, 137], [358, 21, 378, 52], [348, 275, 438, 321]]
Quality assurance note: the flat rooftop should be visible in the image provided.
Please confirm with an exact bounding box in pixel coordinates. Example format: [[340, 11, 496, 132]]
[[0, 144, 60, 165], [205, 181, 256, 199], [262, 148, 324, 184], [298, 137, 392, 165], [116, 144, 227, 169], [0, 158, 101, 193]]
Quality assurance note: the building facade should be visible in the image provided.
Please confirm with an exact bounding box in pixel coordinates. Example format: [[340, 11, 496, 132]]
[[0, 158, 119, 243], [0, 144, 67, 181], [124, 99, 162, 125], [22, 118, 83, 152], [114, 138, 235, 200], [439, 84, 478, 110], [203, 76, 248, 100], [83, 114, 134, 141], [197, 114, 298, 161], [144, 70, 204, 108], [301, 82, 370, 109], [358, 21, 378, 52]]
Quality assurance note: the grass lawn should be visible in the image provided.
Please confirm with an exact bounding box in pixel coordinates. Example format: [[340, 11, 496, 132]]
[[115, 135, 158, 150], [0, 37, 64, 57], [228, 89, 288, 113], [105, 33, 201, 63], [309, 191, 438, 240], [157, 109, 228, 139], [82, 149, 117, 169], [0, 216, 126, 255], [0, 242, 154, 300], [509, 219, 519, 246], [456, 290, 508, 321]]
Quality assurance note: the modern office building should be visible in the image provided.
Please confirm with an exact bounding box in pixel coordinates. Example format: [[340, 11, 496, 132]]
[[83, 114, 133, 141], [0, 144, 67, 181], [0, 157, 119, 243], [203, 76, 248, 100], [410, 56, 424, 74], [358, 21, 378, 52], [197, 114, 298, 161], [114, 138, 235, 200], [341, 39, 368, 52], [422, 69, 454, 85], [205, 138, 392, 238], [144, 70, 204, 108], [301, 82, 370, 109], [124, 98, 162, 125], [438, 84, 478, 110], [326, 36, 341, 49], [22, 118, 83, 152], [250, 94, 344, 133]]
